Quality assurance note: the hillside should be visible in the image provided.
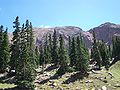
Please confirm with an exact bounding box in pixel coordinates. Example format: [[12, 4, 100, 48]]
[[25, 22, 120, 48], [8, 22, 120, 48], [33, 26, 92, 48], [89, 22, 120, 45], [34, 64, 120, 90]]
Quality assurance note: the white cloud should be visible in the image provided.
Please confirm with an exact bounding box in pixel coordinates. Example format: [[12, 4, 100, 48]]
[[40, 25, 51, 28]]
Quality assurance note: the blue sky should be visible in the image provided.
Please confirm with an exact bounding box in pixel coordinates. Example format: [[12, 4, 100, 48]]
[[0, 0, 120, 32]]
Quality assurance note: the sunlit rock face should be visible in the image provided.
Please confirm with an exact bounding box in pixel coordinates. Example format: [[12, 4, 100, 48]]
[[89, 22, 120, 45]]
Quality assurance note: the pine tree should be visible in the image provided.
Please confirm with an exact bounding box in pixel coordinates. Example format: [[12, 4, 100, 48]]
[[98, 41, 110, 68], [39, 45, 45, 65], [108, 45, 112, 61], [69, 37, 77, 67], [76, 36, 89, 73], [48, 34, 52, 63], [26, 21, 36, 79], [10, 16, 21, 71], [0, 25, 4, 72], [24, 20, 37, 68], [29, 22, 34, 48], [16, 23, 35, 89], [48, 34, 52, 49], [57, 35, 70, 75], [2, 28, 10, 71], [112, 37, 117, 58], [91, 32, 102, 69], [68, 36, 71, 57], [52, 30, 59, 65], [16, 24, 29, 81], [111, 36, 120, 65], [0, 26, 10, 72], [105, 45, 110, 69], [39, 44, 45, 74], [44, 35, 52, 64], [29, 22, 37, 68], [76, 36, 81, 70], [25, 20, 30, 46]]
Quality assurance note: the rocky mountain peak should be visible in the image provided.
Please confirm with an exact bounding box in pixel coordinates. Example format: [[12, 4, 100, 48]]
[[99, 22, 120, 28], [89, 22, 120, 45]]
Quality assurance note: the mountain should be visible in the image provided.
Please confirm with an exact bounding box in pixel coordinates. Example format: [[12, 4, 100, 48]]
[[89, 22, 120, 45], [8, 22, 120, 48], [33, 26, 93, 48]]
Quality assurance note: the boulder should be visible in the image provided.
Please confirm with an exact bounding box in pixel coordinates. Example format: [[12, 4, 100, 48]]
[[114, 84, 120, 87], [102, 86, 107, 90]]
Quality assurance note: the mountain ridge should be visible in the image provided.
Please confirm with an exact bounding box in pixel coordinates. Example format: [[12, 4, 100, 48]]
[[8, 22, 120, 48]]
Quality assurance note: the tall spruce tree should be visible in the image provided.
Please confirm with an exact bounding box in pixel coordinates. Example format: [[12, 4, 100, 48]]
[[48, 34, 52, 63], [29, 22, 37, 68], [48, 34, 52, 51], [112, 37, 117, 58], [26, 21, 36, 79], [91, 32, 102, 69], [0, 25, 4, 72], [98, 41, 110, 68], [10, 16, 21, 71], [25, 20, 30, 46], [76, 36, 89, 73], [108, 45, 112, 61], [111, 36, 120, 65], [2, 28, 10, 71], [57, 35, 70, 75], [0, 26, 10, 72], [39, 45, 45, 65], [76, 36, 82, 70], [39, 44, 46, 74], [52, 30, 59, 65], [24, 20, 37, 68], [44, 35, 52, 64], [16, 24, 29, 81], [68, 36, 71, 57], [69, 37, 77, 67], [16, 22, 36, 89]]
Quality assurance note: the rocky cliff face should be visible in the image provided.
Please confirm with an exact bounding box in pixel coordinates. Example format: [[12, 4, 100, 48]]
[[89, 22, 120, 45]]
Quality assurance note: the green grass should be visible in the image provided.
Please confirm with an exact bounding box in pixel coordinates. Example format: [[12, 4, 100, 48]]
[[110, 61, 120, 79], [0, 83, 17, 89]]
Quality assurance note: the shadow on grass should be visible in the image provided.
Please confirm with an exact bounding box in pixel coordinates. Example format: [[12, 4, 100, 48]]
[[38, 72, 64, 84], [0, 73, 16, 84], [63, 72, 86, 84], [38, 67, 66, 84], [3, 86, 28, 90], [44, 64, 58, 72]]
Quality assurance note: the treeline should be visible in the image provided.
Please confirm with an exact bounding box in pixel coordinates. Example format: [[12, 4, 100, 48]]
[[0, 16, 120, 89]]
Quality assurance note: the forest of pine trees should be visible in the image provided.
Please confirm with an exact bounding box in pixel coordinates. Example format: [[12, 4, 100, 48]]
[[0, 16, 120, 89]]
